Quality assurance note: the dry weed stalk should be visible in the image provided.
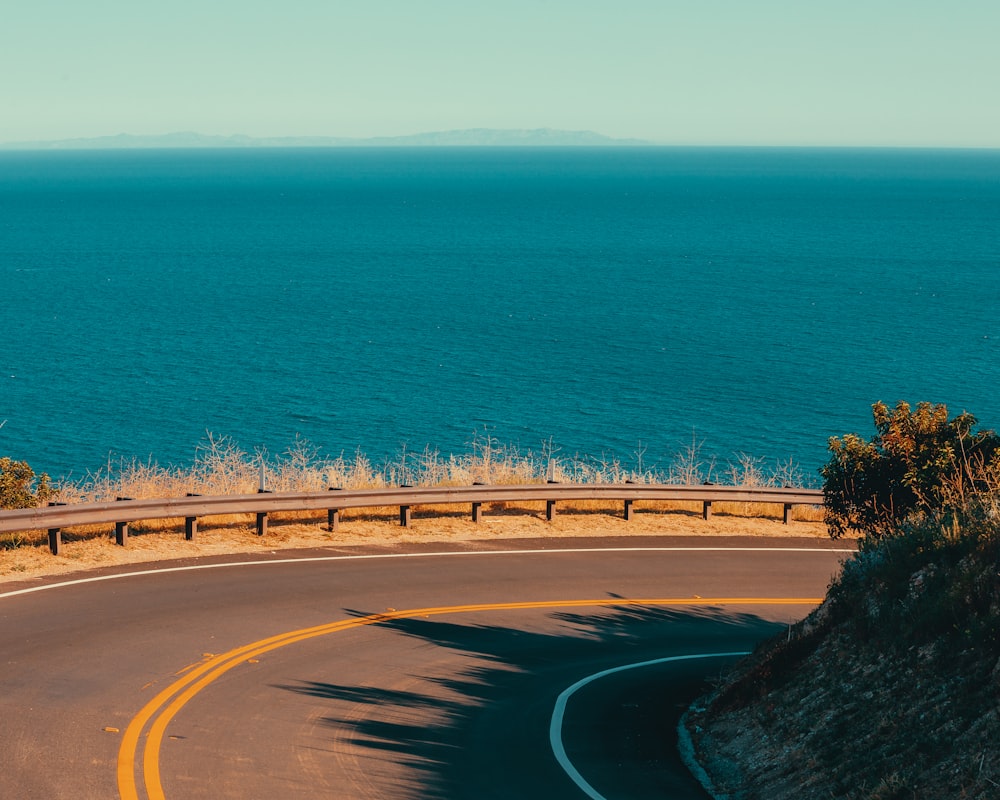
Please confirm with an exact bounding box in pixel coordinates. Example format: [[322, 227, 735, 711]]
[[55, 431, 814, 508]]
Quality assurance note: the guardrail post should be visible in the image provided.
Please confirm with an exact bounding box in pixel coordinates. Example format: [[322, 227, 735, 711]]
[[546, 500, 556, 521], [397, 484, 413, 527], [623, 499, 633, 521], [256, 487, 272, 535], [471, 482, 484, 522], [783, 503, 793, 525], [48, 526, 62, 555], [327, 487, 342, 531], [703, 501, 713, 521], [47, 501, 66, 555], [115, 497, 132, 546], [185, 493, 200, 541]]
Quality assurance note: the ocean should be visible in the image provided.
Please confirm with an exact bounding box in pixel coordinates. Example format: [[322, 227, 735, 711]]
[[2, 147, 998, 483]]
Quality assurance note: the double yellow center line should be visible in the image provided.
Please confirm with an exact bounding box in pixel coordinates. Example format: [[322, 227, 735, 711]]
[[117, 597, 821, 800]]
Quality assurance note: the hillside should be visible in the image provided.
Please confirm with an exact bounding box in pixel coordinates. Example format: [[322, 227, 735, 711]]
[[0, 128, 651, 150], [682, 501, 1000, 799]]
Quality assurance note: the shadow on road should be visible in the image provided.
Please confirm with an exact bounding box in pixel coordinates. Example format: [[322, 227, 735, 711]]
[[274, 603, 785, 799]]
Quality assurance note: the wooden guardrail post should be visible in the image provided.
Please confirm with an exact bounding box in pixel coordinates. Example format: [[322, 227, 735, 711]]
[[623, 480, 636, 521], [48, 526, 61, 555], [256, 487, 271, 536], [703, 501, 713, 520], [115, 497, 132, 546], [471, 482, 484, 523], [780, 484, 798, 524], [398, 484, 413, 527], [47, 501, 66, 555], [546, 467, 559, 520], [327, 487, 342, 532], [185, 493, 200, 541]]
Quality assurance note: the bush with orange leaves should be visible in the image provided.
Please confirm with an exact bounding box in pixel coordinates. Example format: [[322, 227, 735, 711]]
[[821, 401, 1000, 539]]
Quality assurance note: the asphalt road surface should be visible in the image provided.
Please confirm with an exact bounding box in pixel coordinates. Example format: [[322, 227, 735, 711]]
[[0, 535, 851, 799]]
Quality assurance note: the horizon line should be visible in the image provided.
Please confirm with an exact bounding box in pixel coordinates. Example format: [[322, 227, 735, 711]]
[[3, 128, 998, 152]]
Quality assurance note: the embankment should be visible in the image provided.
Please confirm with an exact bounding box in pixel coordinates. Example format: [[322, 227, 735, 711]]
[[683, 502, 1000, 799]]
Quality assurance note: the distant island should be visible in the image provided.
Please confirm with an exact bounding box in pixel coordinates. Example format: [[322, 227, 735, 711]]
[[1, 128, 652, 150]]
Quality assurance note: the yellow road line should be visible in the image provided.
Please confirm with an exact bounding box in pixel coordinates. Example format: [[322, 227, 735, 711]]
[[117, 597, 822, 800]]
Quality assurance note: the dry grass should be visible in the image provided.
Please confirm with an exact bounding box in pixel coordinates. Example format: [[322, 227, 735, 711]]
[[54, 432, 818, 503], [1, 433, 829, 582]]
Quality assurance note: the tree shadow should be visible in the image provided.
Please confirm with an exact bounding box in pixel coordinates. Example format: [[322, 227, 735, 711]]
[[273, 601, 786, 799]]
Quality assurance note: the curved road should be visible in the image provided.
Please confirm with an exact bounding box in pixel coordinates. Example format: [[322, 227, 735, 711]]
[[0, 535, 851, 799]]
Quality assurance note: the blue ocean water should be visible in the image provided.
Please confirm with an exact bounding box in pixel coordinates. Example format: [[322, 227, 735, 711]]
[[1, 147, 998, 482]]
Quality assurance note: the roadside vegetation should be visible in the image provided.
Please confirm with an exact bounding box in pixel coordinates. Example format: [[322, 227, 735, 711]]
[[0, 456, 53, 510], [822, 401, 1000, 539], [0, 431, 819, 551], [685, 402, 1000, 799], [52, 432, 812, 501]]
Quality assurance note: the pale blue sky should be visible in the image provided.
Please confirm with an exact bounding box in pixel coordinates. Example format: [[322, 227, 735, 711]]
[[4, 0, 998, 146]]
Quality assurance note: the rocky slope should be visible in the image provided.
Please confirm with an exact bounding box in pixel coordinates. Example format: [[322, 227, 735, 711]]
[[683, 503, 1000, 799]]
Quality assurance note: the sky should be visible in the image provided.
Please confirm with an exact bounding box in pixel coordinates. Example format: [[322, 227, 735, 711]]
[[3, 0, 999, 147]]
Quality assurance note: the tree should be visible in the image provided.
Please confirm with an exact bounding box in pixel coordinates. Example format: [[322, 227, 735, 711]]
[[0, 457, 54, 509], [821, 401, 1000, 539]]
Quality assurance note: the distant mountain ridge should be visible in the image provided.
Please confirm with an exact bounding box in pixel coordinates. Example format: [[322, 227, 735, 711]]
[[2, 128, 651, 150]]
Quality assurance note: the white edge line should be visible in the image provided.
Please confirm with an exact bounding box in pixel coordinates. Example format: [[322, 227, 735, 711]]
[[549, 651, 751, 800], [0, 547, 853, 601]]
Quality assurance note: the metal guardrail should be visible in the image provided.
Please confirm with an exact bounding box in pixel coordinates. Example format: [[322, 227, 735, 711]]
[[0, 483, 825, 555]]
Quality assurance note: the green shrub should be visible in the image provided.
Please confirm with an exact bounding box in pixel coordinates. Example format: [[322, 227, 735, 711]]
[[0, 457, 54, 509], [828, 499, 1000, 656], [821, 401, 1000, 539]]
